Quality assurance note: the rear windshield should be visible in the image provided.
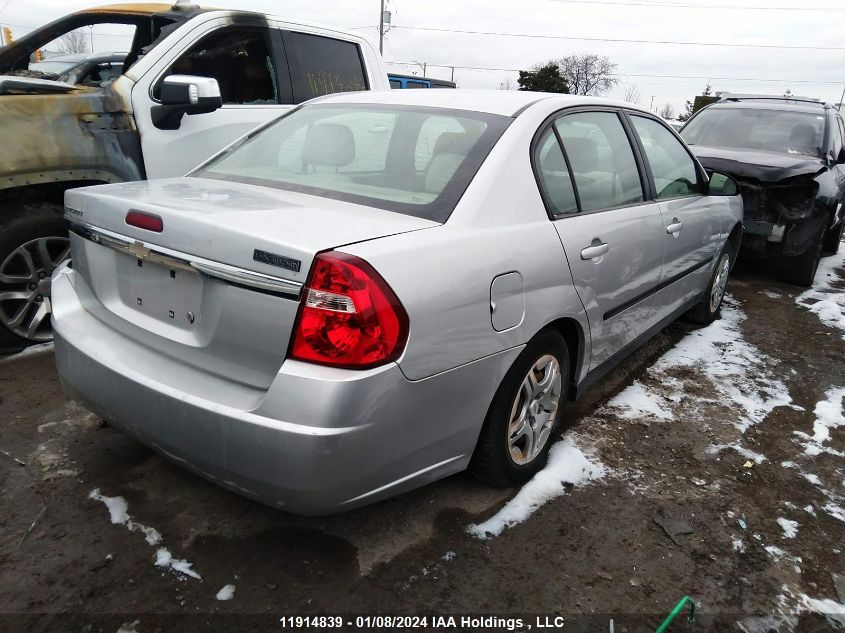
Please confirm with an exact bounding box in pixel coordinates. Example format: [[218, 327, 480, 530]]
[[681, 106, 826, 158], [192, 104, 511, 222]]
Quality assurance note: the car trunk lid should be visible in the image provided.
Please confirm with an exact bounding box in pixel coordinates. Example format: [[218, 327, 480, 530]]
[[64, 177, 437, 389]]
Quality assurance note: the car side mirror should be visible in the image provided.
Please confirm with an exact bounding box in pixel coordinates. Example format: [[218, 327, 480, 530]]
[[707, 171, 739, 196], [838, 147, 845, 164], [151, 75, 223, 131]]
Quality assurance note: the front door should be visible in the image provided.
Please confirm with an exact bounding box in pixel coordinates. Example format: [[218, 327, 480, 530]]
[[627, 114, 722, 312], [132, 24, 293, 179]]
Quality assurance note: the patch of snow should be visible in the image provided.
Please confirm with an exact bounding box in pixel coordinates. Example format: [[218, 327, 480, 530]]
[[732, 538, 746, 553], [810, 387, 845, 446], [653, 299, 791, 433], [777, 518, 799, 539], [803, 473, 823, 486], [766, 545, 786, 560], [607, 381, 673, 420], [706, 443, 766, 463], [215, 584, 236, 601], [781, 461, 798, 469], [0, 341, 54, 364], [805, 505, 817, 517], [441, 551, 456, 561], [823, 504, 845, 523], [154, 548, 201, 580], [796, 250, 845, 339], [799, 594, 845, 626], [89, 489, 162, 545], [89, 488, 199, 580], [467, 434, 605, 539], [762, 290, 782, 299]]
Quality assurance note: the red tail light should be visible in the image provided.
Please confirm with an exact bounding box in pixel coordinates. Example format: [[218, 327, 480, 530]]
[[290, 252, 409, 369], [125, 210, 163, 233]]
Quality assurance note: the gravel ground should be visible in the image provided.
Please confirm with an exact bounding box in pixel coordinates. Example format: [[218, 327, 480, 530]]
[[1, 257, 845, 633]]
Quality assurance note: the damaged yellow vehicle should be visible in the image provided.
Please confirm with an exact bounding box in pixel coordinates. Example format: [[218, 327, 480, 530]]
[[0, 2, 388, 351]]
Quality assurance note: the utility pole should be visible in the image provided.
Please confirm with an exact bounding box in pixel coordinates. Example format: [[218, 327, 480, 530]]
[[378, 0, 385, 55], [839, 84, 845, 110], [88, 25, 94, 52], [450, 66, 454, 82], [649, 95, 655, 111]]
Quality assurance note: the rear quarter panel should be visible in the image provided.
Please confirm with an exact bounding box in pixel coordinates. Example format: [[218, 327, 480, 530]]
[[341, 112, 591, 382]]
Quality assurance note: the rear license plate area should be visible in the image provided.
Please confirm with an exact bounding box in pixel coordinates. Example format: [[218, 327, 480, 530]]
[[116, 252, 203, 327]]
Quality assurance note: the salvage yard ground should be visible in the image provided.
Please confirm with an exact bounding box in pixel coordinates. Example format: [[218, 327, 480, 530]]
[[2, 252, 845, 633]]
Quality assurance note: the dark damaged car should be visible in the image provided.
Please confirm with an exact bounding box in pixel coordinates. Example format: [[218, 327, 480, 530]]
[[681, 96, 845, 286], [0, 3, 387, 351]]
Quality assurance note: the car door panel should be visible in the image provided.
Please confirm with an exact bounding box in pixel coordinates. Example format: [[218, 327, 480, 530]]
[[627, 113, 722, 313], [133, 22, 294, 179], [535, 110, 667, 370], [553, 205, 666, 369]]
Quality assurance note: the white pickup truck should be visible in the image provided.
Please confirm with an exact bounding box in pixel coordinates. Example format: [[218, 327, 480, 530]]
[[0, 2, 389, 350]]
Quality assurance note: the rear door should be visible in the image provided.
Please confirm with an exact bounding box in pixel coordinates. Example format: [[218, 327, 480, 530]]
[[627, 113, 722, 313], [536, 109, 666, 369]]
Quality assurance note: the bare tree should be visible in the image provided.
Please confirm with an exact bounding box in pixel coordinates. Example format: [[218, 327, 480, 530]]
[[623, 83, 641, 104], [498, 77, 515, 91], [57, 29, 89, 54], [658, 102, 675, 119], [551, 53, 618, 96]]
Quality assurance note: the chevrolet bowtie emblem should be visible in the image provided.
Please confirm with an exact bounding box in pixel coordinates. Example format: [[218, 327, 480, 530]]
[[129, 241, 151, 260]]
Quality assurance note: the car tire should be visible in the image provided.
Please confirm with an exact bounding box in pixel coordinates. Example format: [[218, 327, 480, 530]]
[[469, 329, 569, 487], [0, 202, 69, 354], [822, 219, 844, 255], [686, 244, 733, 326], [781, 234, 823, 288]]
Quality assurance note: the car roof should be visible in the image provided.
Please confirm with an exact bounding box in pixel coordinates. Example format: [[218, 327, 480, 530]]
[[705, 101, 830, 115], [309, 89, 653, 118]]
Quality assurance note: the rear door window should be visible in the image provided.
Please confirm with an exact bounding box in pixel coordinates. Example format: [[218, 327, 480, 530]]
[[630, 115, 701, 199], [156, 27, 281, 104], [282, 31, 368, 103], [554, 111, 644, 212], [534, 127, 578, 215]]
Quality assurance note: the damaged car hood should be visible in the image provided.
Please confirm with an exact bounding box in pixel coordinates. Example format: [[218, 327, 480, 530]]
[[689, 145, 826, 183], [0, 75, 80, 95]]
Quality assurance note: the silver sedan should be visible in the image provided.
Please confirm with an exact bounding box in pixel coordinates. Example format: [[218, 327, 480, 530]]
[[52, 90, 743, 515]]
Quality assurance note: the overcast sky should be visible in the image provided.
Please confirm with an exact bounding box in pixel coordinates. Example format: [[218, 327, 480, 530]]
[[2, 0, 843, 116]]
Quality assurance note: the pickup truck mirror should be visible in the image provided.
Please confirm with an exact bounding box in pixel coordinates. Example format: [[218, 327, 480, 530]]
[[707, 171, 739, 196], [151, 75, 223, 131]]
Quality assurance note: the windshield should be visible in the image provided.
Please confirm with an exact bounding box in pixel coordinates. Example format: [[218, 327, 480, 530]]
[[193, 104, 511, 222], [681, 107, 826, 158], [28, 60, 79, 75]]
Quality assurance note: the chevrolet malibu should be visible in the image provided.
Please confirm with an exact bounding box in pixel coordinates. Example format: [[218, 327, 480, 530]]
[[52, 90, 743, 514]]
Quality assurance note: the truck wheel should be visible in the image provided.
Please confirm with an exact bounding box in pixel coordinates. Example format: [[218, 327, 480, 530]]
[[469, 329, 568, 487], [781, 236, 823, 288], [686, 244, 733, 325], [0, 203, 69, 353], [822, 219, 844, 255]]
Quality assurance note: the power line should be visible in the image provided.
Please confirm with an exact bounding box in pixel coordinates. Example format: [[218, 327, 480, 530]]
[[391, 24, 845, 51], [550, 0, 845, 11], [385, 60, 845, 85]]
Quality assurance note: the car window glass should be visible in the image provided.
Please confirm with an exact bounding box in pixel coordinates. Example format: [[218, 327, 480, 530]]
[[681, 107, 825, 158], [414, 116, 466, 171], [554, 112, 643, 212], [833, 117, 844, 158], [631, 115, 699, 199], [534, 127, 578, 215], [157, 28, 279, 104], [197, 104, 509, 222], [389, 79, 402, 89], [284, 31, 367, 103], [838, 118, 845, 149]]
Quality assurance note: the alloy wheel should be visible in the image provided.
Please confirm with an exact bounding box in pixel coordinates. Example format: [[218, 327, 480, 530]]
[[0, 236, 70, 342], [709, 253, 730, 314], [507, 354, 562, 465]]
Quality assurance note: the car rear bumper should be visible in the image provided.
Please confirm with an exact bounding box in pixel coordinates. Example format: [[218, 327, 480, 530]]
[[52, 267, 520, 515]]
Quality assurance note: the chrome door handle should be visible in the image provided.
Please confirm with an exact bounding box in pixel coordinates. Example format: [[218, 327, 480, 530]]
[[580, 242, 609, 260], [666, 220, 684, 234]]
